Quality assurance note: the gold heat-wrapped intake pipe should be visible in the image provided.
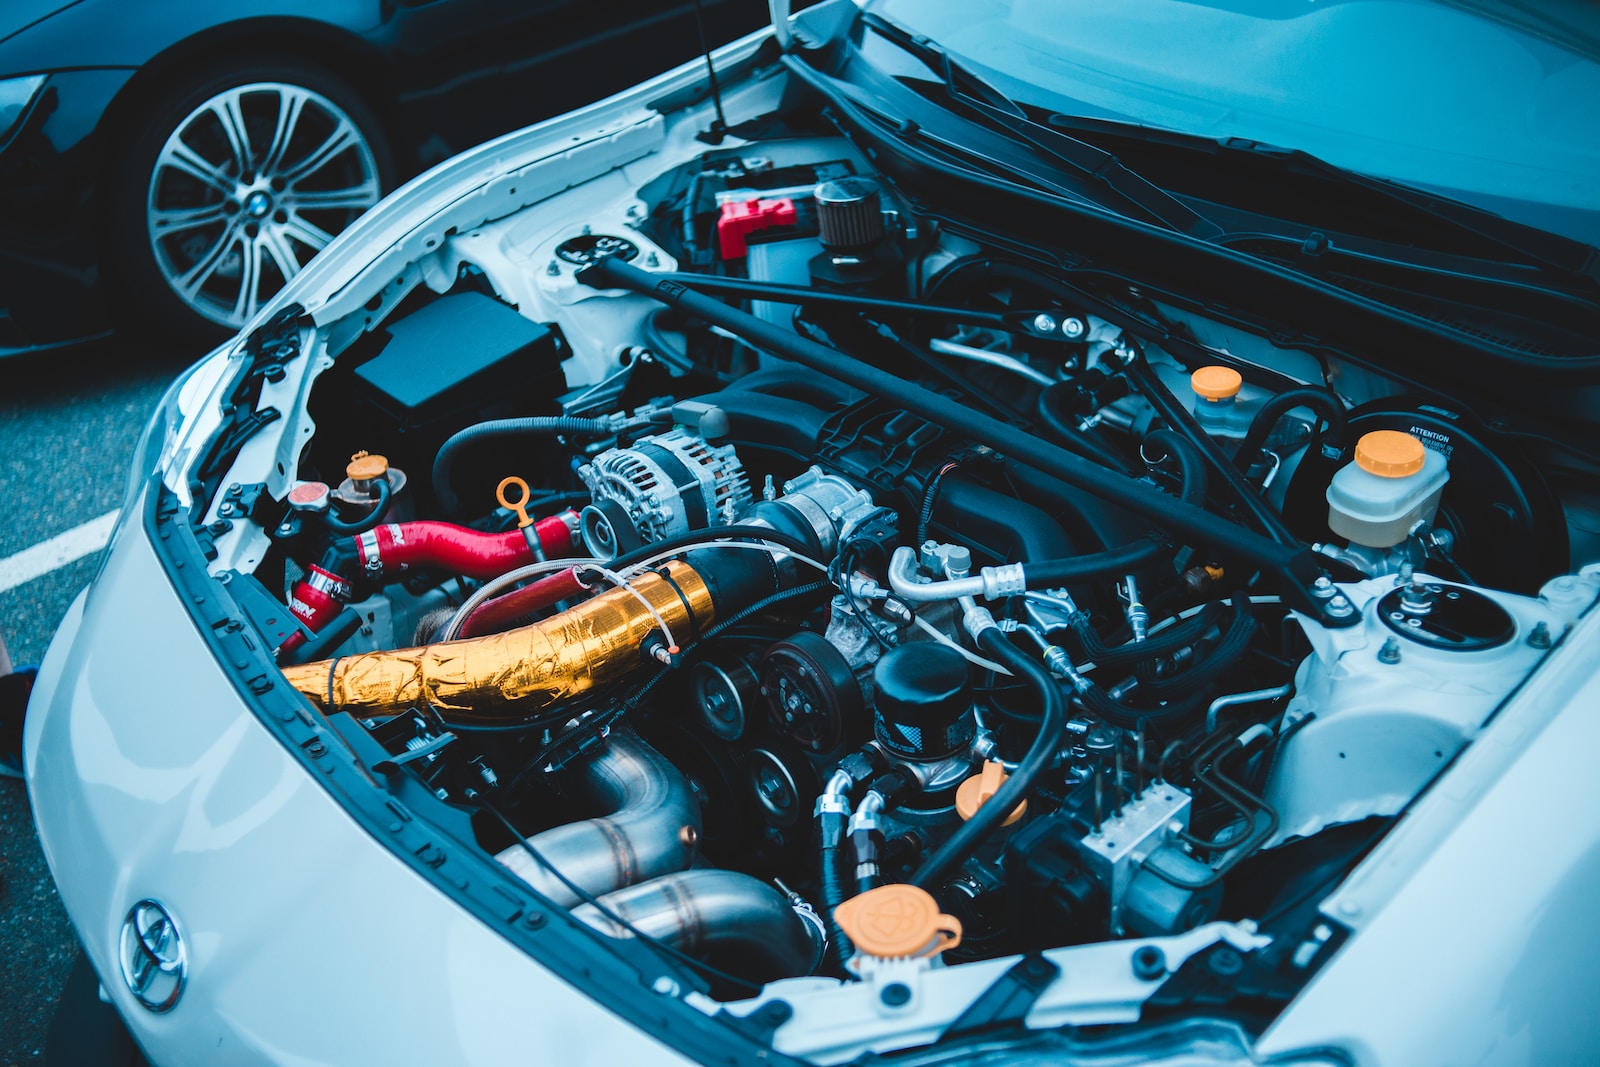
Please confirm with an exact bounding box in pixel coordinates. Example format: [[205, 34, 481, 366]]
[[282, 560, 716, 721]]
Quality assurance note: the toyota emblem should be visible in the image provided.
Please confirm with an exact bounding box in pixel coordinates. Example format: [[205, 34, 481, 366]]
[[118, 899, 186, 1012]]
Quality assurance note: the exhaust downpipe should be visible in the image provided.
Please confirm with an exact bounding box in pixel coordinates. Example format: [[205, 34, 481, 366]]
[[496, 730, 700, 907], [574, 869, 826, 981]]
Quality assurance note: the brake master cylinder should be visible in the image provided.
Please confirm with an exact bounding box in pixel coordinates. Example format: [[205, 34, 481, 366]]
[[1326, 430, 1449, 548]]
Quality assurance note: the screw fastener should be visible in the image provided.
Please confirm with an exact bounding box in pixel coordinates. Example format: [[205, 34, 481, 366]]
[[1528, 621, 1553, 649]]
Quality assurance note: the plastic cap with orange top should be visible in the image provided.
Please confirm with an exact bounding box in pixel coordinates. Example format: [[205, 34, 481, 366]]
[[1190, 365, 1242, 401], [1353, 430, 1426, 478], [347, 450, 390, 482], [955, 760, 1027, 826], [834, 884, 963, 959]]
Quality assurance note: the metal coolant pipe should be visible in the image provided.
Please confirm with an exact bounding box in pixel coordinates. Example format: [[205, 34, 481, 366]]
[[572, 869, 826, 980], [497, 730, 700, 907]]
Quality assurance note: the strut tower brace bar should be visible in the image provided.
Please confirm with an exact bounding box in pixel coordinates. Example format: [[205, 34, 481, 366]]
[[577, 255, 1356, 627]]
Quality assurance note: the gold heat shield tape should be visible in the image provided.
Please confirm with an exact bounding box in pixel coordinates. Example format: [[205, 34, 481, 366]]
[[281, 561, 715, 721]]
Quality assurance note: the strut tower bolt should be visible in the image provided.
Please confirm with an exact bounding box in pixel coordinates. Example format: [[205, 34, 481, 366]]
[[1378, 637, 1403, 664], [1528, 621, 1553, 649]]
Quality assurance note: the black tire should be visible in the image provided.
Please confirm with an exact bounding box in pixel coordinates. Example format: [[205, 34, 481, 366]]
[[103, 56, 395, 345]]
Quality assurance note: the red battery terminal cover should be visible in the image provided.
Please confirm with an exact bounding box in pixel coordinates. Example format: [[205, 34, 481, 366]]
[[716, 197, 798, 260]]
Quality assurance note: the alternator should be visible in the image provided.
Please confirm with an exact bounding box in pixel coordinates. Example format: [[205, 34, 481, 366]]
[[578, 428, 752, 558]]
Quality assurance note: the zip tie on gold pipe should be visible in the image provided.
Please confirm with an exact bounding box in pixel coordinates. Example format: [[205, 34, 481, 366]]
[[589, 565, 678, 654]]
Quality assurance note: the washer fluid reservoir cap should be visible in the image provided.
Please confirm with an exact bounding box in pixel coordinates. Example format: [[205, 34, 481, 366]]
[[346, 451, 389, 482], [1355, 430, 1426, 478], [834, 884, 962, 959], [1190, 365, 1242, 401]]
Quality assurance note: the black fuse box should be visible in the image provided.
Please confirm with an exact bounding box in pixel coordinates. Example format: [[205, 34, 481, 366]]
[[353, 290, 566, 434]]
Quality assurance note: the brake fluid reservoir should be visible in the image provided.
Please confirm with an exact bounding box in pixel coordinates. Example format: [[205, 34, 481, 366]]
[[1190, 366, 1251, 437], [1326, 430, 1449, 547]]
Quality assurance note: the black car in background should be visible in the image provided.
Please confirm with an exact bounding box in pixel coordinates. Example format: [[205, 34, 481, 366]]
[[0, 0, 764, 353]]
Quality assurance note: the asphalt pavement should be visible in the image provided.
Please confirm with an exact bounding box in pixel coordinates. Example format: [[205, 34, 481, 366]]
[[1, 338, 201, 1065]]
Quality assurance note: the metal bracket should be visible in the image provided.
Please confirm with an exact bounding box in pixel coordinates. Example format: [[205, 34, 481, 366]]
[[942, 953, 1061, 1039]]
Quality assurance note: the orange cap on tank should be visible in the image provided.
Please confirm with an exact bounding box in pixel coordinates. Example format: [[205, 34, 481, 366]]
[[1353, 430, 1426, 478], [1190, 365, 1242, 401], [833, 884, 963, 959], [347, 450, 390, 482], [955, 760, 1027, 826]]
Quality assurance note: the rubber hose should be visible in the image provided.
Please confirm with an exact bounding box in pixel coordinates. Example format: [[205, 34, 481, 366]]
[[912, 628, 1066, 889], [1124, 353, 1301, 547], [600, 524, 823, 573], [1021, 426, 1207, 588], [1232, 387, 1347, 474], [1138, 598, 1257, 699], [820, 844, 854, 969], [722, 367, 863, 408], [1071, 602, 1227, 671], [1073, 599, 1258, 729], [1142, 427, 1209, 505], [1036, 382, 1136, 472], [432, 416, 612, 515], [701, 389, 832, 457], [321, 476, 392, 534]]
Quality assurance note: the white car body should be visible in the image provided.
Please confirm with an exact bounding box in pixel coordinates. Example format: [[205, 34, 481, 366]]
[[27, 9, 1600, 1065]]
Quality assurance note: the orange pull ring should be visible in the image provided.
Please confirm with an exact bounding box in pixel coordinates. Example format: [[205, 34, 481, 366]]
[[496, 476, 534, 528]]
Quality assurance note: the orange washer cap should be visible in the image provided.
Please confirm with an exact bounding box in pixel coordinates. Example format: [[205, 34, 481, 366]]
[[833, 884, 963, 959], [1190, 365, 1243, 401], [1354, 430, 1426, 478], [347, 450, 390, 482], [955, 760, 1027, 826]]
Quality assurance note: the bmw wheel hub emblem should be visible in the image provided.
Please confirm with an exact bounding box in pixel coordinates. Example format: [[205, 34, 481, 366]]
[[119, 899, 186, 1012]]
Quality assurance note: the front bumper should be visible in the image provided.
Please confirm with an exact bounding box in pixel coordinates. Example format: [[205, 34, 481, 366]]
[[24, 502, 695, 1066]]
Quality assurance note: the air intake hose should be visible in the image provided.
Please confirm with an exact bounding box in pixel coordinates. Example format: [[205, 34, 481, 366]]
[[281, 549, 780, 721]]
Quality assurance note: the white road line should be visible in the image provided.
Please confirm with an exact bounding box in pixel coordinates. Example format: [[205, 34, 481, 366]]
[[0, 510, 121, 595]]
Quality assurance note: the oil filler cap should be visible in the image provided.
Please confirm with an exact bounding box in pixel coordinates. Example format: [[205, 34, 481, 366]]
[[834, 884, 963, 960], [955, 760, 1027, 826], [1354, 430, 1426, 478]]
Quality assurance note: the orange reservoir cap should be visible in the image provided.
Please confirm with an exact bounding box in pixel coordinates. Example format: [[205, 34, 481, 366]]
[[347, 450, 390, 482], [1354, 430, 1426, 478], [834, 884, 963, 960], [1190, 365, 1242, 401], [956, 760, 1027, 826]]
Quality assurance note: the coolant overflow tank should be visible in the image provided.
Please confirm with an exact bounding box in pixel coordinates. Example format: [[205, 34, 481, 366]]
[[1326, 430, 1449, 548]]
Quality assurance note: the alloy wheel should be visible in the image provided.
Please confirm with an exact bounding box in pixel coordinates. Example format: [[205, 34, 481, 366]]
[[146, 82, 381, 329]]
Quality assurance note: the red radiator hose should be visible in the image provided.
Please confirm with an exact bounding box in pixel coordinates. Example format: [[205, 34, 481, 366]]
[[457, 568, 590, 637], [280, 565, 352, 654], [279, 510, 580, 652], [351, 512, 579, 580]]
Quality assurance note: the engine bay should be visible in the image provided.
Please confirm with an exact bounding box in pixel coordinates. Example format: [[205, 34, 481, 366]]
[[187, 113, 1598, 1053]]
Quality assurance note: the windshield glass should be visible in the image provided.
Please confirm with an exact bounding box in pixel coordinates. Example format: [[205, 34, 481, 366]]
[[862, 0, 1600, 245]]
